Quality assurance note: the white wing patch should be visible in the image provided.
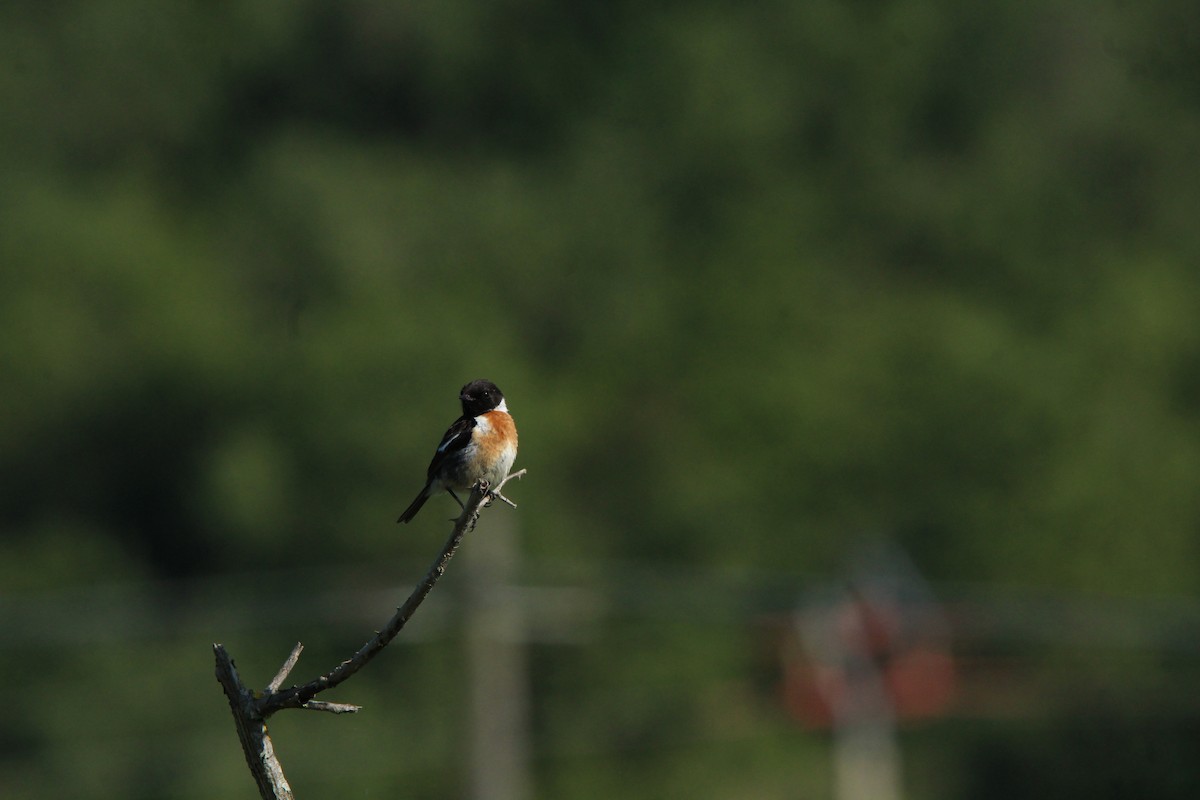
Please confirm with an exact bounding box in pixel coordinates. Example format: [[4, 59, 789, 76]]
[[437, 424, 472, 453]]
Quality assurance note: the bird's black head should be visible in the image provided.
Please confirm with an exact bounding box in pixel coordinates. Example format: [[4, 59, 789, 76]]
[[459, 379, 505, 416]]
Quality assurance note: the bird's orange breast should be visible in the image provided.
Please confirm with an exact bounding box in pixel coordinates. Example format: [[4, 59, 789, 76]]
[[474, 409, 518, 484]]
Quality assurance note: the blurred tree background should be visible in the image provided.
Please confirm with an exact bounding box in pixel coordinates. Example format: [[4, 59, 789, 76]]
[[3, 1, 1200, 798]]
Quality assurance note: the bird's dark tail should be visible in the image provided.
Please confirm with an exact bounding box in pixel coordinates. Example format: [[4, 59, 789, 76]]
[[397, 490, 430, 523]]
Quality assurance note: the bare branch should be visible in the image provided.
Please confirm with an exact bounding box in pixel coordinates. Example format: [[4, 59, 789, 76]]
[[214, 472, 525, 798], [258, 476, 504, 715], [302, 700, 363, 714], [486, 468, 526, 510], [267, 642, 304, 692], [214, 644, 294, 800]]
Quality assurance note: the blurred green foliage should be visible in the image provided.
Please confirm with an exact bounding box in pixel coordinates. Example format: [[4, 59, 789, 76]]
[[3, 1, 1200, 798]]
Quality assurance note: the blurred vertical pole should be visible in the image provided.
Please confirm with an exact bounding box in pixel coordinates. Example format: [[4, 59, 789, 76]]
[[830, 659, 901, 800], [799, 590, 903, 800], [463, 513, 531, 800]]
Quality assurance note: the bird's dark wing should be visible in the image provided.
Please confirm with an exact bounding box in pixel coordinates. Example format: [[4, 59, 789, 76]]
[[425, 415, 476, 479]]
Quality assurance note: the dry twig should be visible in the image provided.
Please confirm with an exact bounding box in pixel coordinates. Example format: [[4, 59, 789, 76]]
[[214, 470, 525, 800]]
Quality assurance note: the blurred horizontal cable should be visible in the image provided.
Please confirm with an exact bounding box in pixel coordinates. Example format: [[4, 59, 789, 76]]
[[0, 562, 436, 647], [2, 560, 1200, 653], [944, 583, 1200, 653]]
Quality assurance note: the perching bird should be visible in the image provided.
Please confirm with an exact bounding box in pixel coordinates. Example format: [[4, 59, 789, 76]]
[[397, 379, 518, 523]]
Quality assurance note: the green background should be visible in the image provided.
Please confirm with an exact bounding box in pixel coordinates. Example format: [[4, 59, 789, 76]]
[[3, 1, 1200, 797]]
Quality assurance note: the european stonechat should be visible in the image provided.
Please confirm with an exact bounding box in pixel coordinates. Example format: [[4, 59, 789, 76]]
[[397, 379, 518, 523]]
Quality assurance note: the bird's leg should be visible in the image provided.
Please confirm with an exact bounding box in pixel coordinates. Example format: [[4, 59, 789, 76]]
[[447, 488, 466, 510]]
